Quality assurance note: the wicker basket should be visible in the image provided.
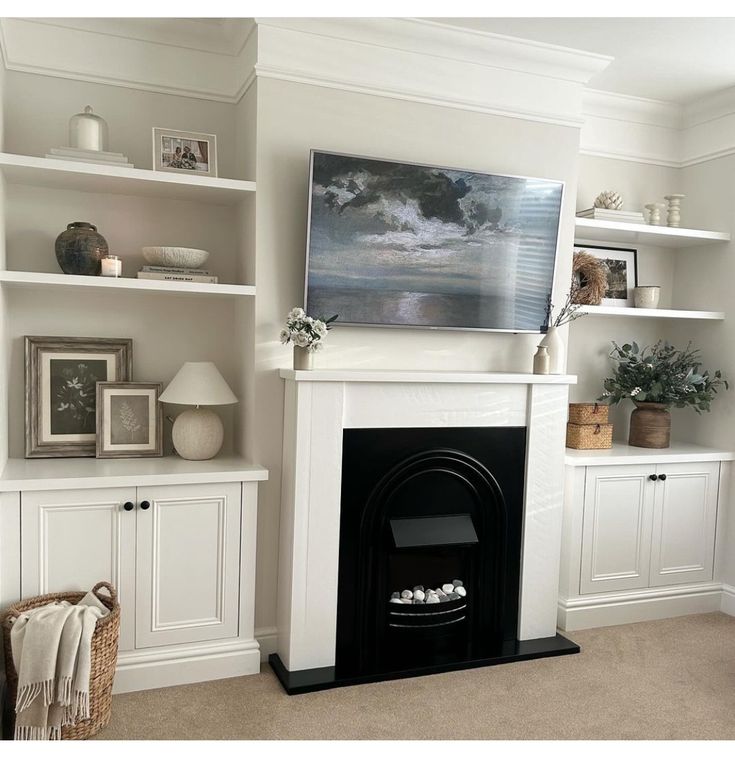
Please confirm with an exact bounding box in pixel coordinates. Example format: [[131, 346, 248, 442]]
[[566, 422, 613, 450], [1, 581, 120, 740], [568, 402, 609, 425]]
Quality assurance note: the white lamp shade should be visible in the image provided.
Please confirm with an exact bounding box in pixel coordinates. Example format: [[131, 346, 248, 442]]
[[159, 362, 238, 406]]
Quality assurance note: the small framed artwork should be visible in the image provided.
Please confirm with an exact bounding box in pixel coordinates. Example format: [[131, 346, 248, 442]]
[[152, 128, 218, 177], [25, 336, 133, 458], [96, 382, 163, 459], [574, 244, 638, 306]]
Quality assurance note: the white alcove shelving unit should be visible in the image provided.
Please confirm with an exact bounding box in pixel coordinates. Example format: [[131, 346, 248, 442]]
[[0, 151, 261, 482], [574, 218, 730, 322]]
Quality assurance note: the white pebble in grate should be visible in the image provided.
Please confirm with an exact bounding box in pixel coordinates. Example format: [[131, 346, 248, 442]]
[[455, 586, 467, 597], [400, 590, 413, 600], [413, 589, 425, 602]]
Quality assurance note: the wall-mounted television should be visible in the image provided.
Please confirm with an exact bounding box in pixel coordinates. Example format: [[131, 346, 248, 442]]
[[304, 150, 564, 333]]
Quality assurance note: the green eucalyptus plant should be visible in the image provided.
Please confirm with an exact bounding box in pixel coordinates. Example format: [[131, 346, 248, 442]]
[[599, 340, 728, 413]]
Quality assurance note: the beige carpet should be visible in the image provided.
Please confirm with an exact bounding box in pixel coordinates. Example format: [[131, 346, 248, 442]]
[[96, 612, 735, 740]]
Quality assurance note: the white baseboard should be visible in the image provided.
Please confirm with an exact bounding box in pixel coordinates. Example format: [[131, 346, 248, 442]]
[[255, 626, 278, 662], [113, 638, 261, 694], [558, 583, 724, 631], [722, 584, 735, 617]]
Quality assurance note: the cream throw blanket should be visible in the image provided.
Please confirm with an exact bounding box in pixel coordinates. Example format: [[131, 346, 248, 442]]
[[10, 591, 109, 740]]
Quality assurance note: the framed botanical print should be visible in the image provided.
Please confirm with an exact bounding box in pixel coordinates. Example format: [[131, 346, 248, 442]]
[[573, 244, 638, 307], [96, 382, 163, 459], [25, 336, 133, 458]]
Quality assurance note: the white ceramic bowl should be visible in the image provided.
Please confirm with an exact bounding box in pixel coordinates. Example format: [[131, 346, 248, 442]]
[[142, 246, 210, 268]]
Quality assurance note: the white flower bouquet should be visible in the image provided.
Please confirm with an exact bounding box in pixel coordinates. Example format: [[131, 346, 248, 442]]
[[280, 307, 337, 353]]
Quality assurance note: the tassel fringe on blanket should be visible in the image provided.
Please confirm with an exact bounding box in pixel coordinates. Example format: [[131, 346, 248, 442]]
[[10, 591, 109, 740]]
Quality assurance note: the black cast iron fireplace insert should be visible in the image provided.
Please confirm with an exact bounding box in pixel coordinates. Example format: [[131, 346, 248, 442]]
[[269, 427, 579, 694]]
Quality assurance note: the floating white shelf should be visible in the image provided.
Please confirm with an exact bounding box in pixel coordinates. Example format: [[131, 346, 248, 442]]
[[0, 455, 269, 492], [0, 270, 256, 297], [574, 217, 730, 248], [0, 152, 256, 205], [575, 305, 724, 321], [565, 441, 735, 467]]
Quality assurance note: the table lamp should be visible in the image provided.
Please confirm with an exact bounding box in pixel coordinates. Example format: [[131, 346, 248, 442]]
[[159, 362, 237, 460]]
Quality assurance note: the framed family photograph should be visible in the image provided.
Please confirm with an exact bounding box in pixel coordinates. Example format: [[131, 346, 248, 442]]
[[96, 382, 163, 459], [25, 336, 133, 458], [152, 127, 218, 177], [574, 244, 638, 306]]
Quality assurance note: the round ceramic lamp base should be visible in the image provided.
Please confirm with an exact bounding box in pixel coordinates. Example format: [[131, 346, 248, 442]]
[[172, 408, 224, 460]]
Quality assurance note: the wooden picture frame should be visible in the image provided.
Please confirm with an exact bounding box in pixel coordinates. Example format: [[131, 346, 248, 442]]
[[95, 382, 163, 459], [25, 336, 133, 458], [152, 127, 218, 177]]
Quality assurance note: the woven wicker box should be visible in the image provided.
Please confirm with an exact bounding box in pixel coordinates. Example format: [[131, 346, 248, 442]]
[[568, 402, 609, 425], [566, 422, 613, 450]]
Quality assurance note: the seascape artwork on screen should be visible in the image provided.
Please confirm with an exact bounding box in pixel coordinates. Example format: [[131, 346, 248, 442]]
[[305, 151, 563, 332]]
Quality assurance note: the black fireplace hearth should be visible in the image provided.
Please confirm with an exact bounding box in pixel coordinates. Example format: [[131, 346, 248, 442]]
[[269, 426, 579, 694]]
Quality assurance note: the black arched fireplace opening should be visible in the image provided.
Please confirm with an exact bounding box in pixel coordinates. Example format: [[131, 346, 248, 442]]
[[336, 427, 525, 678]]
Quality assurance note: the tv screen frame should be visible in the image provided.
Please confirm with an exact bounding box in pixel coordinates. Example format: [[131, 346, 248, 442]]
[[304, 150, 565, 334]]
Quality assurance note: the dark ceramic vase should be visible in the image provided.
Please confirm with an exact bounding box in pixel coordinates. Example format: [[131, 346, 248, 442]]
[[55, 222, 108, 276]]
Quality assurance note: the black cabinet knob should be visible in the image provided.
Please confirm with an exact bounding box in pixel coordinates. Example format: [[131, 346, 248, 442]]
[[123, 501, 134, 511], [659, 474, 667, 481], [649, 474, 658, 481], [140, 500, 151, 510]]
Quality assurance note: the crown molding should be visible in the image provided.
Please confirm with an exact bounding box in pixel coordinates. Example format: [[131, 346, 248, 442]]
[[0, 18, 253, 103], [0, 17, 610, 127], [254, 18, 613, 85], [252, 18, 612, 129]]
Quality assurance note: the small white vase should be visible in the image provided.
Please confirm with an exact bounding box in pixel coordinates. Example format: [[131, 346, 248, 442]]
[[532, 345, 550, 375], [634, 285, 661, 309], [293, 345, 313, 370], [538, 326, 565, 375]]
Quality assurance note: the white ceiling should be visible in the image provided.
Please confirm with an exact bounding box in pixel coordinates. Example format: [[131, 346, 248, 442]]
[[440, 18, 735, 104]]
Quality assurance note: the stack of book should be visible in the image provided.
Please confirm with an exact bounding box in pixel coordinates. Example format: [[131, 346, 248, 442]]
[[45, 146, 134, 168], [576, 207, 645, 224], [137, 266, 218, 284]]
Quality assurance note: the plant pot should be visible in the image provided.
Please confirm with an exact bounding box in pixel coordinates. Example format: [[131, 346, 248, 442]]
[[55, 221, 108, 276], [293, 345, 313, 370], [629, 401, 671, 448]]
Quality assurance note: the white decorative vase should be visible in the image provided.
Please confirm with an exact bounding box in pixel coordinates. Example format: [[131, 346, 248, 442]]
[[634, 286, 661, 309], [293, 346, 313, 370], [538, 326, 565, 375], [171, 407, 224, 460]]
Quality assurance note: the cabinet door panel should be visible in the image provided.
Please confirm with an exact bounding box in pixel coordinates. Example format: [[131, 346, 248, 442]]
[[650, 462, 719, 586], [581, 466, 653, 594], [135, 482, 241, 648], [21, 487, 137, 650]]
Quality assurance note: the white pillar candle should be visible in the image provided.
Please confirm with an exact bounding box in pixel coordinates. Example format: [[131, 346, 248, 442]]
[[101, 255, 121, 277]]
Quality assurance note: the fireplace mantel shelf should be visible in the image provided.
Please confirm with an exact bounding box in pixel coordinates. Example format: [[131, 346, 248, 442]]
[[279, 369, 577, 384]]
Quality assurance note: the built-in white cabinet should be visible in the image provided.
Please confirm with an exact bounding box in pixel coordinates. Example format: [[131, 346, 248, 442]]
[[580, 462, 719, 595], [1, 460, 267, 693], [21, 482, 243, 653], [560, 444, 732, 631]]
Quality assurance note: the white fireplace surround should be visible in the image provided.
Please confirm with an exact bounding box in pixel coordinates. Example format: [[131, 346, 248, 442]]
[[276, 369, 577, 673]]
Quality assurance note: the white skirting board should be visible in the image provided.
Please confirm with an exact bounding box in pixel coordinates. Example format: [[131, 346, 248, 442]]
[[558, 583, 728, 631], [255, 626, 278, 661], [112, 639, 261, 694], [722, 584, 735, 616]]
